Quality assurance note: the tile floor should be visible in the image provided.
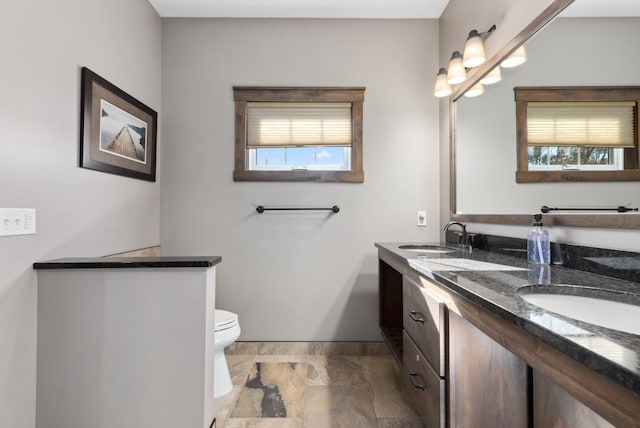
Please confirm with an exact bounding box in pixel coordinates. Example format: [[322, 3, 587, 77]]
[[214, 342, 424, 428]]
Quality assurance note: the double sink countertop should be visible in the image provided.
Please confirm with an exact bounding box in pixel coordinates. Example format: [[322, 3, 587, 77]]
[[375, 242, 640, 397]]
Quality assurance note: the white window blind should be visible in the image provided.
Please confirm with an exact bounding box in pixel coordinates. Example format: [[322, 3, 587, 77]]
[[246, 102, 352, 148], [527, 101, 637, 148]]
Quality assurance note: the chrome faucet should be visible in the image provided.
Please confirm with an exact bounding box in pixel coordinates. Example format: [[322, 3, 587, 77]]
[[444, 221, 470, 248]]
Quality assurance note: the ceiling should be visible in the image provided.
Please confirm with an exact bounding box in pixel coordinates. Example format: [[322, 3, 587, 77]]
[[147, 0, 450, 18], [147, 0, 640, 20]]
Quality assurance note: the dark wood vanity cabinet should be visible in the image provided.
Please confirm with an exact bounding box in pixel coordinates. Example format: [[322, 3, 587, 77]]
[[377, 248, 636, 428], [380, 260, 529, 428], [402, 276, 446, 376], [533, 370, 614, 428], [449, 311, 530, 427], [401, 276, 447, 428], [379, 259, 404, 365], [403, 330, 446, 428]]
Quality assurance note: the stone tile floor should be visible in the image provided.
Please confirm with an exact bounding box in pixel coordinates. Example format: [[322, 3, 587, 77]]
[[214, 343, 424, 428]]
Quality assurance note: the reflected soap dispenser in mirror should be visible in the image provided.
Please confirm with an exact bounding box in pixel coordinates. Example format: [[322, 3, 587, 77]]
[[527, 214, 550, 265]]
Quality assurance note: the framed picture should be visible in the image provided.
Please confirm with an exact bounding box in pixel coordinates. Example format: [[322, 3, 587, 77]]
[[79, 67, 157, 181]]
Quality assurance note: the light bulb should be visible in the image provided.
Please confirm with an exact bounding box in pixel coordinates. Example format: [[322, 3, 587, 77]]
[[463, 30, 486, 68], [447, 51, 467, 85], [501, 45, 527, 68], [480, 66, 501, 85], [434, 68, 452, 98], [464, 83, 484, 98]]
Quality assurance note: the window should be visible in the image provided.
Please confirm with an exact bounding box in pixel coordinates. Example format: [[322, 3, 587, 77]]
[[515, 87, 640, 183], [527, 146, 624, 171], [233, 87, 365, 182], [526, 101, 633, 171]]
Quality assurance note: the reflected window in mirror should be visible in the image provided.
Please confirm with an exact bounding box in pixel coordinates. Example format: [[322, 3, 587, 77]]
[[515, 87, 640, 183]]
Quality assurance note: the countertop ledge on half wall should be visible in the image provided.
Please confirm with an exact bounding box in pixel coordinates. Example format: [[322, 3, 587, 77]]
[[33, 256, 221, 269]]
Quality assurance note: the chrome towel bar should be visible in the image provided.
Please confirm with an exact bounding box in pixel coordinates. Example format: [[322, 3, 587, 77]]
[[256, 205, 340, 214]]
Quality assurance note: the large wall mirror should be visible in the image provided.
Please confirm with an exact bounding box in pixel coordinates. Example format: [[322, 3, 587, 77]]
[[451, 0, 640, 229]]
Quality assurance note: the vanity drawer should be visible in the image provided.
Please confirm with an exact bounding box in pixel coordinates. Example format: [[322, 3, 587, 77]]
[[402, 275, 447, 376], [403, 331, 446, 428]]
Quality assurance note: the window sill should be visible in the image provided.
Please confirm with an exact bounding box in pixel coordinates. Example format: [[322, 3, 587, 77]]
[[516, 170, 640, 183], [233, 169, 364, 183]]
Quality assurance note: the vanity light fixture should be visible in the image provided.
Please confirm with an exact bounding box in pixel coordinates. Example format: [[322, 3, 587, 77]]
[[462, 25, 497, 68], [434, 24, 497, 98], [480, 66, 502, 85], [464, 82, 484, 98], [501, 45, 527, 68], [447, 51, 467, 85], [434, 68, 452, 98]]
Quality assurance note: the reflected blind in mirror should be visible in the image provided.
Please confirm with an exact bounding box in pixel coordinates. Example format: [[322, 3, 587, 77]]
[[527, 101, 637, 148]]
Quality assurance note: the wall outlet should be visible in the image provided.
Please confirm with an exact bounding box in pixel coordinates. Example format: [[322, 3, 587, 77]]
[[417, 211, 427, 227], [0, 208, 36, 236]]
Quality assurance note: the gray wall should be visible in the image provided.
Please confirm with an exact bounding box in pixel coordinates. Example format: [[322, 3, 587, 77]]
[[161, 19, 440, 340], [0, 0, 161, 426]]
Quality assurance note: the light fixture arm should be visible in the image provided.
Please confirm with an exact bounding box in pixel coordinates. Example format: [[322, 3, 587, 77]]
[[468, 24, 497, 40]]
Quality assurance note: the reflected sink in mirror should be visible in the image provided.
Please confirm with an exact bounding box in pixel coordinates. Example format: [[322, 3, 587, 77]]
[[398, 244, 458, 254], [519, 286, 640, 335]]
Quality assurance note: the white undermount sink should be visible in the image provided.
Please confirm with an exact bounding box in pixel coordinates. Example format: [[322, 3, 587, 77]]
[[519, 288, 640, 335]]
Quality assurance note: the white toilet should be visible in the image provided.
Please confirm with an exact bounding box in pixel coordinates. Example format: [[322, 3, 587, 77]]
[[214, 309, 241, 398]]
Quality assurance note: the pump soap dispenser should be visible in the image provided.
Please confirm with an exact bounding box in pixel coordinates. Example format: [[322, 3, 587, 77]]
[[527, 213, 550, 265]]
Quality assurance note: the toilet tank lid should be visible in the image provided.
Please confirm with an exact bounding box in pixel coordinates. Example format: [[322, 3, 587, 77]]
[[215, 309, 238, 328]]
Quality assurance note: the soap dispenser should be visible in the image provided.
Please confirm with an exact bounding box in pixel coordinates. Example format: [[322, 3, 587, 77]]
[[527, 213, 550, 265]]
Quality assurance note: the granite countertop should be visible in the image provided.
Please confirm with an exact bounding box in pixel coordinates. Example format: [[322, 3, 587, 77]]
[[33, 256, 222, 269], [375, 242, 640, 397]]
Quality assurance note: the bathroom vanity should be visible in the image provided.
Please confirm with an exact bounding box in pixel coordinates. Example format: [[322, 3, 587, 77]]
[[33, 256, 221, 428], [376, 242, 640, 428]]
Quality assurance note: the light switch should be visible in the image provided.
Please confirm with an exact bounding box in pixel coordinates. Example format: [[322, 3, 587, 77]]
[[0, 208, 36, 236], [417, 211, 427, 227]]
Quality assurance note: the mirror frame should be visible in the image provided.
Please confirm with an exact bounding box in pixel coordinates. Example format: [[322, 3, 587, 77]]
[[449, 0, 640, 229]]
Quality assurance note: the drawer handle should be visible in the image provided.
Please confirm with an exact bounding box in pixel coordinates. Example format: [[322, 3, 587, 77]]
[[409, 371, 425, 390], [409, 310, 426, 324]]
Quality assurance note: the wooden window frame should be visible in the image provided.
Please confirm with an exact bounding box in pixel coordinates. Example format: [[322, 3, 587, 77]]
[[515, 86, 640, 183], [233, 86, 365, 183]]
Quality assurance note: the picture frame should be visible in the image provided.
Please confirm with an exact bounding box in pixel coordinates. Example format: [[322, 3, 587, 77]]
[[79, 67, 157, 181]]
